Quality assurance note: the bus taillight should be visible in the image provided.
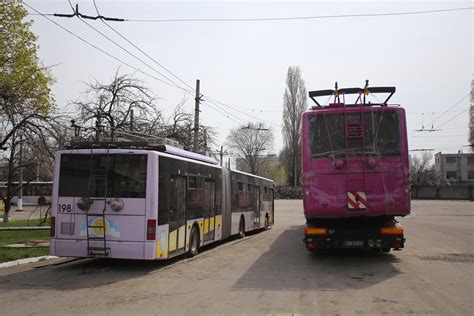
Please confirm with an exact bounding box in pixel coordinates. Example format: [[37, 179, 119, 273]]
[[50, 217, 56, 237], [147, 219, 157, 240]]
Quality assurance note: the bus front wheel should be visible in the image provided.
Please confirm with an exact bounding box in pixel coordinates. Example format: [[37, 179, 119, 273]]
[[189, 227, 199, 257]]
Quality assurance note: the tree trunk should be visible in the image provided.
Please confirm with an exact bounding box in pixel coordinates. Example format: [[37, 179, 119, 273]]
[[2, 200, 10, 223]]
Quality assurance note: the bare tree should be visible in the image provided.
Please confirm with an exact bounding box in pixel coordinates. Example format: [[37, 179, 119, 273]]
[[71, 70, 162, 137], [282, 66, 307, 187], [227, 122, 273, 175], [70, 72, 216, 152], [409, 152, 438, 186]]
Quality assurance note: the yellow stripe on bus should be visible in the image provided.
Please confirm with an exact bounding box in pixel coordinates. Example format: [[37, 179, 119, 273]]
[[203, 219, 209, 234], [178, 226, 186, 249], [168, 230, 177, 252]]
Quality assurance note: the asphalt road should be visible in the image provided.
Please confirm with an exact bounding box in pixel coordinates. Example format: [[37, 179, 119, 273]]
[[0, 200, 473, 315]]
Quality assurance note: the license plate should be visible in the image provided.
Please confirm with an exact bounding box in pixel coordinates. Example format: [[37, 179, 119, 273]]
[[344, 241, 364, 247]]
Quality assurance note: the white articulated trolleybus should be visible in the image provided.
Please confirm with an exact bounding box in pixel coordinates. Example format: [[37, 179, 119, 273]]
[[50, 141, 274, 260]]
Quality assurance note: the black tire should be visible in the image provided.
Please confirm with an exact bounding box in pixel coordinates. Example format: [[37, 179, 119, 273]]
[[381, 248, 391, 253], [188, 227, 199, 257], [238, 217, 245, 238]]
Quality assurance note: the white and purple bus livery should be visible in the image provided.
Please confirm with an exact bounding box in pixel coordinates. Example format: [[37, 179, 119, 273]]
[[50, 144, 274, 260]]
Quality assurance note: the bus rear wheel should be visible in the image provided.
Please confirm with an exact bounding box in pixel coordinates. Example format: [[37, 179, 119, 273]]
[[238, 217, 245, 238], [189, 227, 199, 257]]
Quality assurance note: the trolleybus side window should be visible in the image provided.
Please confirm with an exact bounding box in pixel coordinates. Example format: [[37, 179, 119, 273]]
[[309, 114, 345, 158], [204, 179, 216, 216], [188, 176, 205, 220]]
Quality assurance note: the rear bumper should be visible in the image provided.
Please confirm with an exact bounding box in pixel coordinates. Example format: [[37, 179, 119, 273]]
[[50, 238, 157, 260], [304, 233, 405, 250]]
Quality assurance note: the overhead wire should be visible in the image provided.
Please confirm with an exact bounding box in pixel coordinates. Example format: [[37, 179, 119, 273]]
[[27, 6, 474, 22], [66, 0, 191, 93], [122, 6, 474, 23], [30, 2, 471, 134], [411, 93, 470, 137], [92, 0, 196, 92], [409, 93, 470, 138], [91, 0, 283, 127], [424, 93, 470, 126], [411, 106, 470, 139], [22, 2, 191, 93], [204, 95, 282, 127], [37, 0, 284, 128], [203, 101, 245, 125]]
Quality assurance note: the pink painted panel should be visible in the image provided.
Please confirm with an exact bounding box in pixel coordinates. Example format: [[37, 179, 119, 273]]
[[301, 106, 411, 218]]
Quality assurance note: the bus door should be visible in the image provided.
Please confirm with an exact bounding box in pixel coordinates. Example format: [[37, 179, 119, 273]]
[[169, 176, 187, 254], [253, 186, 261, 228], [203, 179, 216, 242]]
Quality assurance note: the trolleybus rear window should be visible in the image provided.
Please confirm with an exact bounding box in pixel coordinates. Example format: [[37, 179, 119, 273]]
[[59, 154, 147, 198], [363, 111, 400, 156], [309, 110, 401, 157], [309, 114, 345, 157]]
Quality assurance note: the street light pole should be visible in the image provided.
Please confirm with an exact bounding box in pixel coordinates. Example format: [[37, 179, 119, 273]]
[[17, 134, 23, 211]]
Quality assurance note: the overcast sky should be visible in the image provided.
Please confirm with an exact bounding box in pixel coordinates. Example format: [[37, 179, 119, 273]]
[[25, 0, 473, 157]]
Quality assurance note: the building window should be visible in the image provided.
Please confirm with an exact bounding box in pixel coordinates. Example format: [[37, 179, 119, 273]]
[[468, 171, 474, 180], [446, 171, 457, 180], [468, 156, 473, 165], [445, 157, 456, 164]]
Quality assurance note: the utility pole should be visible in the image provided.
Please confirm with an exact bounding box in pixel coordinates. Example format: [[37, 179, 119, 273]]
[[220, 146, 224, 166], [130, 109, 134, 132], [193, 79, 201, 153]]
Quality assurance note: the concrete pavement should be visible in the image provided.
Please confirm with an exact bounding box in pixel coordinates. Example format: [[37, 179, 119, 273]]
[[0, 200, 472, 315]]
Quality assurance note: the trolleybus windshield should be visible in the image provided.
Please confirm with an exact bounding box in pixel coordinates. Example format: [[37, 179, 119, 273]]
[[58, 154, 147, 198], [309, 110, 401, 158]]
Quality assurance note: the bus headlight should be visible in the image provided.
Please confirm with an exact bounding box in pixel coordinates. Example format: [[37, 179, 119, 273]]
[[77, 197, 92, 211], [109, 198, 124, 212]]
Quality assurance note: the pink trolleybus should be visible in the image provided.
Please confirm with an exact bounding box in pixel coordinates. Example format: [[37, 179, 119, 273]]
[[302, 82, 410, 252]]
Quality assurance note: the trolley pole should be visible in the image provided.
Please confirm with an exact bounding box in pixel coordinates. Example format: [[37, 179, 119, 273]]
[[193, 79, 201, 153]]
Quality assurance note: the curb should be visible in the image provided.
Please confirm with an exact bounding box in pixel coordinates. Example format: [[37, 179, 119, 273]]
[[0, 255, 58, 269]]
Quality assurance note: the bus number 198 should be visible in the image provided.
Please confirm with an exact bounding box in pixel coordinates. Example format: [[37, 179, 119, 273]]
[[58, 204, 72, 213]]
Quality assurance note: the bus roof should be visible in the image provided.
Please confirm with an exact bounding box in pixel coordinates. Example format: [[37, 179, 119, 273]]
[[229, 168, 274, 183], [63, 142, 218, 165]]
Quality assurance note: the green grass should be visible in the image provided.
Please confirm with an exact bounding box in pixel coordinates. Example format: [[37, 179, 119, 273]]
[[0, 230, 50, 247], [0, 248, 50, 263], [0, 218, 50, 227], [0, 221, 51, 263]]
